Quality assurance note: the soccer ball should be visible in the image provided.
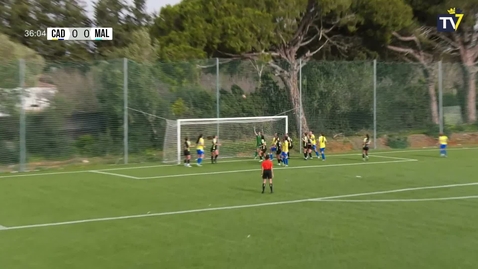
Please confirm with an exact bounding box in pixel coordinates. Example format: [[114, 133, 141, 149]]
[[242, 94, 246, 99]]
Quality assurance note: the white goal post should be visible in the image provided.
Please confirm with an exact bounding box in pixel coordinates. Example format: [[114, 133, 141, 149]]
[[163, 116, 288, 164]]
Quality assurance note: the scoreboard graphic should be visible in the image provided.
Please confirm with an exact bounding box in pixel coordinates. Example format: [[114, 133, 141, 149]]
[[47, 28, 113, 40]]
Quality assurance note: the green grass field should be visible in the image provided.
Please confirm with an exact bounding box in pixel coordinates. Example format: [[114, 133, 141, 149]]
[[1, 147, 478, 268]]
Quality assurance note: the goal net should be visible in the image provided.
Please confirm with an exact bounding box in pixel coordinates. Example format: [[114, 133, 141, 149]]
[[163, 116, 288, 164]]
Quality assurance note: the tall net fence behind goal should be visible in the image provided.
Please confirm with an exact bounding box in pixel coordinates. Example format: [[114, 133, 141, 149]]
[[163, 116, 288, 163]]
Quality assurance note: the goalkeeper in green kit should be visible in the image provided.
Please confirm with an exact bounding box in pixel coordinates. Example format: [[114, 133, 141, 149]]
[[254, 127, 263, 159]]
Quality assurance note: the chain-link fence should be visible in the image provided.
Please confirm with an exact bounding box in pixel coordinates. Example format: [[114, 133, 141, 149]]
[[0, 58, 476, 171]]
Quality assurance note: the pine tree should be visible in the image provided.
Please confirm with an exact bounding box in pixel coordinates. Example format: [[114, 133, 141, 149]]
[[59, 0, 93, 60], [129, 0, 150, 26], [0, 0, 10, 31], [94, 0, 130, 57], [4, 0, 36, 46], [0, 0, 92, 60]]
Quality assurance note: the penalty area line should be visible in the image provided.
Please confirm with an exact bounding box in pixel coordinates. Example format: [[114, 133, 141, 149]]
[[0, 147, 475, 180], [3, 181, 478, 232], [313, 195, 478, 203], [309, 182, 478, 202], [97, 157, 253, 171], [138, 159, 418, 179], [89, 170, 139, 179]]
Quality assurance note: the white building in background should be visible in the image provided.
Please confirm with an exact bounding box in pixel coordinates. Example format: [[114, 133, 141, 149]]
[[0, 82, 57, 117]]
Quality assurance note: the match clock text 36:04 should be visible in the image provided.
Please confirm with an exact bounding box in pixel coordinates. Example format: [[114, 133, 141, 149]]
[[24, 30, 47, 38]]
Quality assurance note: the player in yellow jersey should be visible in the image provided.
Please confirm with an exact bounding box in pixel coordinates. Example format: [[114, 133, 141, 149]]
[[438, 133, 448, 157], [281, 136, 289, 166], [196, 134, 205, 166], [318, 133, 327, 161], [309, 131, 319, 158]]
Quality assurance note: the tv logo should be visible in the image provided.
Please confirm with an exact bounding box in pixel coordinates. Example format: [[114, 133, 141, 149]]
[[437, 8, 464, 32]]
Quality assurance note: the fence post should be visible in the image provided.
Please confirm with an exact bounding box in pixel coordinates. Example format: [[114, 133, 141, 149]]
[[299, 58, 302, 138], [123, 58, 128, 164], [216, 58, 220, 137], [373, 59, 377, 149], [19, 59, 26, 172], [438, 61, 443, 133]]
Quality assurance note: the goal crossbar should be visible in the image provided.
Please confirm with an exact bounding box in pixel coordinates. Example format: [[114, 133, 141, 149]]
[[168, 116, 288, 164], [177, 116, 288, 125]]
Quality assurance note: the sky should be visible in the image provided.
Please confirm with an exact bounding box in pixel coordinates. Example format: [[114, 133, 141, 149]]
[[85, 0, 181, 15]]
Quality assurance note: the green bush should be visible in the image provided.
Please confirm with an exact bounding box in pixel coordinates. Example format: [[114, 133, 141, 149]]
[[448, 124, 478, 133], [75, 135, 97, 157], [74, 134, 116, 157], [0, 141, 18, 164], [25, 113, 73, 159], [386, 135, 409, 149], [443, 93, 460, 106], [142, 148, 161, 162], [449, 124, 465, 132], [422, 124, 451, 138]]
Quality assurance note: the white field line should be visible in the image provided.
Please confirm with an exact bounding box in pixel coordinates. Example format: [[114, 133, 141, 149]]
[[0, 158, 251, 179], [0, 170, 86, 179], [138, 159, 417, 180], [371, 154, 417, 161], [0, 147, 474, 180], [309, 182, 478, 201], [98, 157, 252, 171], [313, 196, 478, 203], [0, 225, 7, 230], [0, 157, 419, 180], [2, 181, 478, 231], [89, 170, 139, 179]]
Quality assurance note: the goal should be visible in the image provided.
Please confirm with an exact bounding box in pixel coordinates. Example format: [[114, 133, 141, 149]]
[[162, 116, 288, 164]]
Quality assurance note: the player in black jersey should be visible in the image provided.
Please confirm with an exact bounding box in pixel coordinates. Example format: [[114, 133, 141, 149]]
[[302, 133, 312, 160], [275, 136, 282, 165], [362, 134, 371, 161], [184, 137, 191, 167], [259, 135, 267, 162], [210, 135, 220, 163], [269, 133, 279, 160], [285, 133, 293, 158]]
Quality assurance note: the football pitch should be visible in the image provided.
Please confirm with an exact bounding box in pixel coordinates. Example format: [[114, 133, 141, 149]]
[[1, 147, 478, 268]]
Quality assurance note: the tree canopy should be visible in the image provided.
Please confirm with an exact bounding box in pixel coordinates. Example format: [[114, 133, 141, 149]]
[[150, 0, 416, 130]]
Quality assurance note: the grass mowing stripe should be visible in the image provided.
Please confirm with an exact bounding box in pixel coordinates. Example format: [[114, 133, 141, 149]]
[[313, 196, 478, 202], [2, 181, 478, 232], [0, 147, 475, 179], [139, 159, 418, 179], [370, 155, 416, 160]]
